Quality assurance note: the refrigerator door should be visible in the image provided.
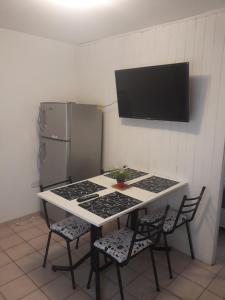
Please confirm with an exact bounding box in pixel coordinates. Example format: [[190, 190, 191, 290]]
[[39, 102, 70, 140], [39, 137, 69, 186], [70, 104, 102, 182]]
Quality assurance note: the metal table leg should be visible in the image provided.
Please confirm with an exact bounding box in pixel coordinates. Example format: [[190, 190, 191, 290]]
[[90, 225, 102, 300]]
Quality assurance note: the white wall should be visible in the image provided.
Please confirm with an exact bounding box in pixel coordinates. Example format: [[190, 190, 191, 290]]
[[76, 10, 225, 264], [0, 29, 78, 223]]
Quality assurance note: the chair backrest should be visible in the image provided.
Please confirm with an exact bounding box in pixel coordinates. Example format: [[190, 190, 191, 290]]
[[126, 205, 170, 263], [40, 177, 72, 228], [173, 186, 206, 229]]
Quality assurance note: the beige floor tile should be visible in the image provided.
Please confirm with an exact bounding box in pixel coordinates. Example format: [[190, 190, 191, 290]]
[[168, 249, 192, 274], [111, 290, 137, 300], [0, 293, 5, 300], [15, 251, 43, 273], [208, 276, 225, 298], [28, 263, 61, 287], [0, 262, 24, 286], [181, 261, 216, 287], [41, 275, 75, 300], [143, 262, 176, 288], [75, 242, 91, 259], [0, 234, 24, 250], [9, 218, 38, 233], [0, 251, 11, 268], [125, 274, 158, 300], [105, 265, 139, 287], [154, 290, 181, 300], [0, 275, 37, 300], [51, 251, 79, 266], [0, 226, 14, 239], [28, 234, 56, 250], [217, 265, 225, 278], [66, 289, 94, 300], [21, 289, 49, 300], [128, 250, 151, 274], [6, 242, 35, 260], [37, 223, 49, 234], [18, 227, 44, 241], [39, 242, 66, 261], [168, 275, 203, 300], [52, 233, 64, 243], [62, 260, 91, 288], [85, 277, 118, 299], [194, 260, 223, 275], [198, 290, 223, 300]]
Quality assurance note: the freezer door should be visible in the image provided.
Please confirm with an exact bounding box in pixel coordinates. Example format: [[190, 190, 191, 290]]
[[39, 137, 69, 186], [39, 102, 70, 140]]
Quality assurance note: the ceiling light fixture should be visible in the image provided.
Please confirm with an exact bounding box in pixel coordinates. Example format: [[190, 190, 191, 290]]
[[51, 0, 112, 9]]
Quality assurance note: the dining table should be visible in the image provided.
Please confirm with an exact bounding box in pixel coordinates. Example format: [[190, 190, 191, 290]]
[[37, 168, 187, 300]]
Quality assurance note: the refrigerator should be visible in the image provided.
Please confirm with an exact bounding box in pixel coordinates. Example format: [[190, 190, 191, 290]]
[[39, 102, 102, 221]]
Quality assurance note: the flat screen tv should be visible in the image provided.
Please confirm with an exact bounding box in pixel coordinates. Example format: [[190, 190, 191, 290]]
[[115, 62, 189, 122]]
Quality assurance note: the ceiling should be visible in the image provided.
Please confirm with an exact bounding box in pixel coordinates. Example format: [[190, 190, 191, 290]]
[[0, 0, 225, 45]]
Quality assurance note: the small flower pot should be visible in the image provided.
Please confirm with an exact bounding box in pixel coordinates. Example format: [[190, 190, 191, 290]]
[[116, 180, 125, 188]]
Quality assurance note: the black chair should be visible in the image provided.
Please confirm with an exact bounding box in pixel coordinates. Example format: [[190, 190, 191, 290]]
[[93, 205, 170, 300], [140, 186, 206, 278], [40, 178, 91, 289]]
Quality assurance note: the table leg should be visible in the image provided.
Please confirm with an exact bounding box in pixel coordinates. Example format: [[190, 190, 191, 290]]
[[90, 225, 102, 300], [130, 209, 138, 230]]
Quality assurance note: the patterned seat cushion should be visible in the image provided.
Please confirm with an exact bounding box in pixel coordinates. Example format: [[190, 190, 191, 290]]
[[140, 209, 187, 233], [50, 215, 91, 240], [94, 227, 152, 264]]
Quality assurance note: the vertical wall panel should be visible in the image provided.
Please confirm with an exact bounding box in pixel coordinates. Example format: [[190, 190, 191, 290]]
[[77, 10, 225, 264]]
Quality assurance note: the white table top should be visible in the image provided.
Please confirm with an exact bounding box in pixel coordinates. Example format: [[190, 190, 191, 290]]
[[37, 172, 187, 227]]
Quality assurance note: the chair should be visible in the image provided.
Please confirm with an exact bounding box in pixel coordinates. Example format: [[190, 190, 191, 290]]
[[40, 178, 91, 289], [140, 186, 206, 278], [93, 205, 170, 299], [116, 207, 148, 229]]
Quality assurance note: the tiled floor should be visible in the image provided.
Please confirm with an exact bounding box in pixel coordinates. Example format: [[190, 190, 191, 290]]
[[0, 214, 225, 300]]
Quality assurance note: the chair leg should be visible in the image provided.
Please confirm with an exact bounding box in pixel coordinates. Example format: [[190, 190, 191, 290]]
[[95, 250, 101, 300], [43, 231, 52, 268], [115, 263, 124, 300], [186, 222, 195, 259], [87, 267, 94, 289], [150, 248, 160, 292], [117, 218, 121, 229], [126, 214, 130, 227], [66, 241, 76, 289], [163, 234, 173, 279], [75, 237, 79, 249]]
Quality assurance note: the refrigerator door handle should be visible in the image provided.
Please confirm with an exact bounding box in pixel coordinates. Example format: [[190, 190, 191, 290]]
[[42, 142, 47, 163], [38, 108, 47, 132], [39, 141, 47, 165]]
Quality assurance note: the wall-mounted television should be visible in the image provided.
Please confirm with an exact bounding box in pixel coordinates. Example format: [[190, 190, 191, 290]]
[[115, 62, 189, 122]]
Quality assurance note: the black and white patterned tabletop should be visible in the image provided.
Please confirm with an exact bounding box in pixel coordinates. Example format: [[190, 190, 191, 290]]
[[51, 180, 106, 200], [79, 191, 142, 219], [104, 168, 148, 182], [132, 176, 178, 193]]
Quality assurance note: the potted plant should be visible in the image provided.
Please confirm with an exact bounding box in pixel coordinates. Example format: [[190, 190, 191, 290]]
[[111, 167, 129, 188]]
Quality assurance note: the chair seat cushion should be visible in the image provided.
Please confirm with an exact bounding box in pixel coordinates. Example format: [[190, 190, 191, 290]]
[[94, 227, 152, 264], [50, 215, 91, 240], [140, 209, 187, 233]]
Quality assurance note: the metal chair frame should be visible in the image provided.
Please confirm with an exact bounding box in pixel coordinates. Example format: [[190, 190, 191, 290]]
[[40, 177, 80, 290], [161, 186, 206, 279], [94, 206, 170, 300]]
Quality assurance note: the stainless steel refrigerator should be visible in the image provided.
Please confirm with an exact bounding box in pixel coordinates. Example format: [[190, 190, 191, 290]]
[[39, 102, 102, 220]]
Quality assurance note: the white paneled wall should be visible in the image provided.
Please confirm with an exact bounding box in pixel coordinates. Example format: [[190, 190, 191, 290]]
[[0, 29, 78, 223], [76, 10, 225, 264]]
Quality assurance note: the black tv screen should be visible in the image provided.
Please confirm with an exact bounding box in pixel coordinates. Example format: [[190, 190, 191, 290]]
[[115, 62, 189, 122]]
